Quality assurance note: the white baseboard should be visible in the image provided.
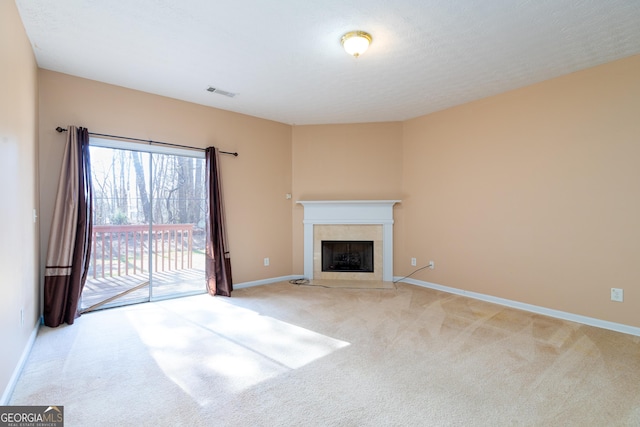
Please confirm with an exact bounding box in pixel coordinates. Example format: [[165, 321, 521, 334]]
[[396, 277, 640, 337], [1, 320, 40, 405], [234, 275, 299, 289]]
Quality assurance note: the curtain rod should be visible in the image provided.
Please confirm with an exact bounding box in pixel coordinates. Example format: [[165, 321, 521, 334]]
[[55, 127, 238, 157]]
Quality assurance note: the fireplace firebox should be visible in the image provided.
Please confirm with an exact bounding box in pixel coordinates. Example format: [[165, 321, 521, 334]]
[[321, 240, 374, 273]]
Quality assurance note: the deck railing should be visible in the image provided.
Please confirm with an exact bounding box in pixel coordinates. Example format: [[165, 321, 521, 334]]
[[90, 224, 195, 279]]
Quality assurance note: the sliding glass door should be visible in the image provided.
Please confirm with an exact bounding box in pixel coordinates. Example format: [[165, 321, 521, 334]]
[[81, 142, 206, 312]]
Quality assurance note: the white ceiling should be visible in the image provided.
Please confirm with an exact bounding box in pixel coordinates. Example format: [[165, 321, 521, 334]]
[[15, 0, 640, 125]]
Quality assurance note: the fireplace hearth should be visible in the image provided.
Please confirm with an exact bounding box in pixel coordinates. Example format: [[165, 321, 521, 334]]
[[322, 240, 374, 273]]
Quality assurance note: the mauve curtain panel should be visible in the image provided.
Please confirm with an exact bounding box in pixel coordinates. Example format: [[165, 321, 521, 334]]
[[43, 126, 93, 327], [205, 147, 233, 296]]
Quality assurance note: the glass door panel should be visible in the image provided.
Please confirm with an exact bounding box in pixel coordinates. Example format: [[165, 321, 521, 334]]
[[149, 152, 206, 300], [82, 146, 151, 311]]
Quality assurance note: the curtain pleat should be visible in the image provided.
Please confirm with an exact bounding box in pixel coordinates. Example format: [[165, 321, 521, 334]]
[[43, 126, 93, 327], [205, 147, 233, 296]]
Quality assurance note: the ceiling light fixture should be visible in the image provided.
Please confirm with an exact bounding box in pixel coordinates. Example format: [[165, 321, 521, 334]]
[[341, 31, 372, 58]]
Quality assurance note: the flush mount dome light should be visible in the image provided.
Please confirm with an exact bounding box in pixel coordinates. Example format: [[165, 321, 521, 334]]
[[341, 30, 372, 58]]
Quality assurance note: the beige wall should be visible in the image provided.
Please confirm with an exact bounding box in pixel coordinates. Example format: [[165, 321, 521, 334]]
[[291, 123, 404, 274], [0, 1, 39, 401], [38, 71, 293, 285], [401, 55, 640, 327]]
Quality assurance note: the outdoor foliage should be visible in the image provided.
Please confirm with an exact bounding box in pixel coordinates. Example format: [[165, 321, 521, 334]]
[[90, 147, 205, 226]]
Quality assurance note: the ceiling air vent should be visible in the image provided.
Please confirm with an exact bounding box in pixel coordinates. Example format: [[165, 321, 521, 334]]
[[206, 87, 236, 98]]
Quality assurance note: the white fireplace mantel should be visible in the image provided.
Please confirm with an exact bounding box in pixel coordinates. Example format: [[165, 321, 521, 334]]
[[297, 200, 400, 281]]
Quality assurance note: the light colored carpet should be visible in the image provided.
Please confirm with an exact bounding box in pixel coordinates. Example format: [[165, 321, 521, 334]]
[[10, 281, 640, 426]]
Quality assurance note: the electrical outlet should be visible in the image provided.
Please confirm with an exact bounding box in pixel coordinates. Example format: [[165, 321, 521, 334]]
[[264, 257, 270, 266], [428, 260, 435, 270], [411, 257, 417, 266], [611, 288, 623, 302]]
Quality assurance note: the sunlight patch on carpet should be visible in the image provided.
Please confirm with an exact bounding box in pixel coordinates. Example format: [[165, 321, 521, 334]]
[[127, 296, 350, 404]]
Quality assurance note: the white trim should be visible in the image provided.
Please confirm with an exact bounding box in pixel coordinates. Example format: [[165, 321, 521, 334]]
[[396, 277, 640, 337], [89, 136, 205, 158], [234, 275, 299, 289], [297, 200, 402, 205], [1, 321, 40, 405], [302, 219, 393, 225]]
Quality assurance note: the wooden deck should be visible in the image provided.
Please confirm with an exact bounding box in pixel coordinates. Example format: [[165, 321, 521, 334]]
[[81, 267, 206, 311]]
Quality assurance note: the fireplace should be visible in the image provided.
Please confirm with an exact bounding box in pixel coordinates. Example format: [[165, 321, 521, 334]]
[[297, 200, 400, 281], [322, 240, 374, 273]]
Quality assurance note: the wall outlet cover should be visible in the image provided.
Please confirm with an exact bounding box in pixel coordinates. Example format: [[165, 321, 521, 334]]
[[611, 288, 624, 302]]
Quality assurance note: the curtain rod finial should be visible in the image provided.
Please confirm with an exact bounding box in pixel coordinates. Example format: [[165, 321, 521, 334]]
[[55, 127, 66, 133]]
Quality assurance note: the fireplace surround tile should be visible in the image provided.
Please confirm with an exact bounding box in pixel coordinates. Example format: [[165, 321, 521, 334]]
[[314, 225, 383, 280]]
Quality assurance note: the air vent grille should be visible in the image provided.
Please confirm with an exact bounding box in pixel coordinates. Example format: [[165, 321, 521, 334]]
[[206, 87, 236, 98]]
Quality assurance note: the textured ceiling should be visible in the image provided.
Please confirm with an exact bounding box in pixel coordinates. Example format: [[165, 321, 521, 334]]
[[15, 0, 640, 125]]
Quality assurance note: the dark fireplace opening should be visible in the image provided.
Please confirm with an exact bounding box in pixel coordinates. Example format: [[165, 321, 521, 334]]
[[321, 240, 374, 273]]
